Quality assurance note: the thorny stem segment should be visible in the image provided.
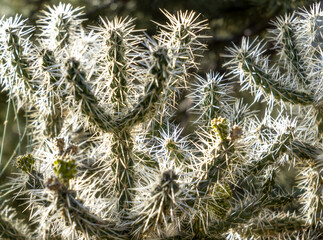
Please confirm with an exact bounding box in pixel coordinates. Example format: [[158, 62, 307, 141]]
[[190, 118, 233, 237], [232, 128, 293, 202], [241, 58, 314, 105], [7, 29, 34, 92], [210, 129, 299, 237], [291, 141, 323, 224], [55, 14, 73, 49], [276, 18, 310, 86], [116, 46, 168, 129], [65, 58, 115, 132], [252, 131, 292, 174], [238, 216, 305, 238], [132, 170, 180, 239], [46, 177, 124, 239], [111, 130, 135, 215], [41, 49, 64, 137], [210, 195, 296, 237], [201, 81, 223, 122], [107, 29, 129, 113], [111, 46, 169, 218], [108, 28, 135, 216]]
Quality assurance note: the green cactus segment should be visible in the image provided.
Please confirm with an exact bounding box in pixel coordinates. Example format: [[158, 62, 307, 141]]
[[42, 49, 62, 89], [210, 194, 296, 236], [264, 195, 295, 209], [107, 29, 129, 112], [175, 24, 192, 46], [61, 194, 125, 239], [241, 59, 314, 105], [16, 154, 35, 173], [62, 195, 125, 239], [55, 14, 73, 48], [253, 131, 292, 174], [41, 49, 54, 69], [155, 169, 180, 194], [278, 20, 309, 86], [197, 118, 233, 205], [195, 118, 231, 195], [161, 9, 207, 61], [117, 47, 168, 129], [260, 170, 277, 197], [42, 49, 64, 137], [192, 182, 232, 238], [235, 129, 294, 200], [133, 170, 180, 238], [53, 157, 77, 184], [66, 58, 115, 132], [292, 140, 323, 225], [111, 130, 135, 212], [203, 85, 221, 121], [45, 177, 125, 239], [239, 216, 305, 238], [6, 30, 34, 91]]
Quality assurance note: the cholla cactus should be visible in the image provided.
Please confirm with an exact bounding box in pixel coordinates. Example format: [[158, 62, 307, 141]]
[[0, 2, 322, 240]]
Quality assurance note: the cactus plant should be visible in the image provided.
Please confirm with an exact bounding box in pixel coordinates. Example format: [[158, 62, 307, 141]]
[[0, 2, 322, 239]]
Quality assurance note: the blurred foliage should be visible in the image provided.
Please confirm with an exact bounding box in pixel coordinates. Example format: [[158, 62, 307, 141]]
[[0, 93, 27, 182]]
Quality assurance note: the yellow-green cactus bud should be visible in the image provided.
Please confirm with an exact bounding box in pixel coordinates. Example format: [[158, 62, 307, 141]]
[[53, 157, 77, 184], [16, 154, 35, 173], [211, 117, 229, 142]]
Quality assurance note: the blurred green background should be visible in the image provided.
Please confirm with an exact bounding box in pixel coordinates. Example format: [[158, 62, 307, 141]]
[[0, 0, 317, 186]]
